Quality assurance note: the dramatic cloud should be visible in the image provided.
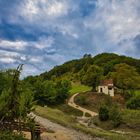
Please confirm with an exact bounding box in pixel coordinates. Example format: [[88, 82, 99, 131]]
[[0, 0, 140, 76]]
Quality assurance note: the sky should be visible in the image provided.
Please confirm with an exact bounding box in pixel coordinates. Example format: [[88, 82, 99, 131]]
[[0, 0, 140, 77]]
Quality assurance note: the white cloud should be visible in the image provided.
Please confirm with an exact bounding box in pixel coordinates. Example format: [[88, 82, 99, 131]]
[[83, 0, 140, 56], [95, 0, 140, 43], [47, 1, 68, 17], [19, 0, 69, 22], [0, 36, 55, 51], [35, 36, 55, 49], [0, 58, 16, 63], [0, 40, 28, 50], [0, 50, 23, 63]]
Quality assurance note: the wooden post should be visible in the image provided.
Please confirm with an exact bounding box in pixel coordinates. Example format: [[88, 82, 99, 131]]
[[31, 130, 35, 140], [35, 131, 41, 140]]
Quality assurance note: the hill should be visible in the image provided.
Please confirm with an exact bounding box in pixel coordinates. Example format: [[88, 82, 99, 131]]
[[39, 53, 140, 82]]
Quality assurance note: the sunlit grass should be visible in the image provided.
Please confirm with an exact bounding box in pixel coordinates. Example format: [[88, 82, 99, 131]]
[[70, 84, 92, 95], [134, 90, 140, 95]]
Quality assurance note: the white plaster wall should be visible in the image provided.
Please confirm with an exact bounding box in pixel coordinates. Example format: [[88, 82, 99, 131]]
[[98, 86, 114, 97], [108, 88, 114, 96]]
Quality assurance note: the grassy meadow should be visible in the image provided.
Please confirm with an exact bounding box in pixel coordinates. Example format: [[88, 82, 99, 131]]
[[34, 106, 140, 140], [69, 83, 92, 95]]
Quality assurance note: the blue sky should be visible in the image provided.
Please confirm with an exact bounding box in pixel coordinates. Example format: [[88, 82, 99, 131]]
[[0, 0, 140, 77]]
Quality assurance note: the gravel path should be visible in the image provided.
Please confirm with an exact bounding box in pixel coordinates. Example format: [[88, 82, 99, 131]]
[[68, 93, 98, 117], [31, 113, 104, 140]]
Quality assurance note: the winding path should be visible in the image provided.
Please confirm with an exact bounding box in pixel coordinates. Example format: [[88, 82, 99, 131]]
[[68, 93, 98, 117], [30, 113, 102, 140]]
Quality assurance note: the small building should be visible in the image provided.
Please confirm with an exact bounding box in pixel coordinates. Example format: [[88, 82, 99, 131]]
[[97, 79, 114, 96]]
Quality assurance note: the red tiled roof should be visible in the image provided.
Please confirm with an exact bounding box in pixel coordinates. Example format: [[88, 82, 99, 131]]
[[100, 79, 113, 86]]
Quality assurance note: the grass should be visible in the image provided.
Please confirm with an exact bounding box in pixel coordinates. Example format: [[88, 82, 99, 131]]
[[34, 106, 77, 127], [134, 90, 140, 96], [75, 92, 114, 112], [85, 112, 91, 117], [75, 92, 140, 132], [0, 131, 27, 140], [121, 109, 140, 127], [52, 104, 83, 116], [34, 106, 140, 140], [70, 84, 92, 95]]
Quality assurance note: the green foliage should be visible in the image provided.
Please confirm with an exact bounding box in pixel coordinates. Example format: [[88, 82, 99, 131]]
[[0, 131, 26, 140], [109, 105, 122, 127], [37, 53, 140, 86], [19, 87, 35, 118], [70, 84, 92, 94], [76, 95, 88, 105], [32, 79, 71, 106], [99, 105, 109, 121], [109, 63, 140, 90], [126, 94, 140, 109], [55, 80, 71, 103], [0, 65, 34, 127], [122, 90, 135, 100], [82, 65, 103, 90], [85, 112, 91, 117], [0, 70, 14, 94], [121, 109, 140, 126]]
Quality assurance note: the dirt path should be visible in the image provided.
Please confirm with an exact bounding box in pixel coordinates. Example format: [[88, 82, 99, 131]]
[[31, 113, 103, 140], [68, 93, 98, 117]]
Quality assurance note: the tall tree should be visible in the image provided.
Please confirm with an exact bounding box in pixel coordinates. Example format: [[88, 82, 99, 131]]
[[82, 65, 103, 90], [0, 65, 34, 125], [109, 63, 140, 90]]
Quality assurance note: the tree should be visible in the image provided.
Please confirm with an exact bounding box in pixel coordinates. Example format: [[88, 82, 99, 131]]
[[32, 79, 71, 106], [82, 65, 103, 90], [112, 63, 140, 90], [55, 80, 71, 103], [0, 70, 14, 94], [83, 54, 92, 58], [0, 65, 34, 126], [109, 105, 122, 127], [107, 63, 140, 98], [99, 105, 109, 121], [126, 94, 140, 109]]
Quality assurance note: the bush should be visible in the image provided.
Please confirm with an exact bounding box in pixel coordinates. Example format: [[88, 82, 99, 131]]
[[0, 131, 26, 140], [122, 90, 135, 100], [126, 95, 140, 109], [99, 105, 109, 121], [76, 95, 88, 105], [109, 105, 122, 127]]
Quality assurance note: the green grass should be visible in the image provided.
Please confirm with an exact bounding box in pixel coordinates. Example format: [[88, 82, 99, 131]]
[[85, 112, 92, 117], [0, 131, 27, 140], [75, 92, 112, 112], [34, 106, 77, 127], [92, 109, 140, 132], [75, 92, 140, 132], [70, 84, 92, 95], [121, 109, 140, 126], [134, 90, 140, 96], [34, 106, 140, 140], [52, 104, 83, 116]]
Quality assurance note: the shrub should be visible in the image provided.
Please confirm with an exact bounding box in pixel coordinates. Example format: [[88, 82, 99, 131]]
[[99, 105, 109, 121], [85, 113, 91, 117], [126, 95, 140, 109], [109, 105, 122, 127], [76, 95, 88, 105], [123, 90, 135, 101], [0, 131, 26, 140]]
